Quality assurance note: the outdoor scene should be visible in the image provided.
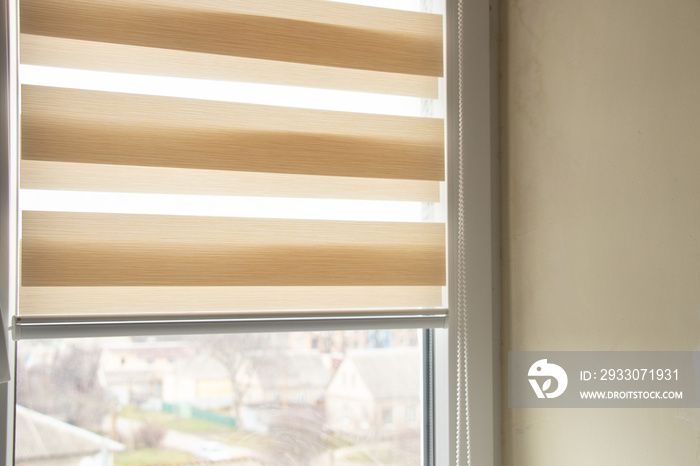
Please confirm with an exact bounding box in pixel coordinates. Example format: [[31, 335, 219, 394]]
[[16, 329, 423, 466]]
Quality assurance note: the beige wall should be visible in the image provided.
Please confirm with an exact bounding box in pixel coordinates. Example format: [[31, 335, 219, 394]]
[[501, 0, 700, 465]]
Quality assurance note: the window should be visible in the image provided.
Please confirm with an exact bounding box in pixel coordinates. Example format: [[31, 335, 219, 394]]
[[382, 407, 394, 426], [407, 405, 417, 423], [2, 0, 499, 465]]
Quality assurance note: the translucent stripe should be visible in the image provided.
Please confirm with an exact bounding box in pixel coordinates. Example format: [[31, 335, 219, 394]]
[[18, 286, 444, 316], [20, 190, 437, 223], [327, 0, 423, 12], [21, 65, 428, 117]]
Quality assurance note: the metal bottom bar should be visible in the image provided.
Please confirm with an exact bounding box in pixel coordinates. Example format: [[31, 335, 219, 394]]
[[12, 309, 449, 340]]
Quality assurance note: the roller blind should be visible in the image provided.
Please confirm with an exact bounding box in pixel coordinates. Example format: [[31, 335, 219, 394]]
[[17, 0, 446, 323]]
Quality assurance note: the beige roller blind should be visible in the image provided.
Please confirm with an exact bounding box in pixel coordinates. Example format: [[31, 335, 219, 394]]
[[20, 34, 439, 98], [22, 85, 444, 181], [20, 0, 443, 77], [18, 0, 446, 319]]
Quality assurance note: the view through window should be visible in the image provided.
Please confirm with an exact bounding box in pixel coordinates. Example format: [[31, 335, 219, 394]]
[[16, 330, 423, 465]]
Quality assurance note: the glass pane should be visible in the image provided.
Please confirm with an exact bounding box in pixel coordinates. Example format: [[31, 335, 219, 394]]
[[16, 330, 423, 465]]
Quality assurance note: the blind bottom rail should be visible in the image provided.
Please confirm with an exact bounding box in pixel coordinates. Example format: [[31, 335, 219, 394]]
[[12, 309, 448, 340]]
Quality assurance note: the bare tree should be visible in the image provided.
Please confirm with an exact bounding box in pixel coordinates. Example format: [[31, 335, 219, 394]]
[[17, 343, 106, 431], [200, 333, 288, 418], [262, 405, 326, 465]]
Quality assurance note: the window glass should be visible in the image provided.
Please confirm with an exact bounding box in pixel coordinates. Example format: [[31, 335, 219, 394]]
[[16, 330, 423, 466]]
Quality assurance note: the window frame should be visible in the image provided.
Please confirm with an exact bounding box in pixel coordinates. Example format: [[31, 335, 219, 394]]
[[1, 0, 15, 463], [0, 0, 500, 464], [434, 1, 500, 465]]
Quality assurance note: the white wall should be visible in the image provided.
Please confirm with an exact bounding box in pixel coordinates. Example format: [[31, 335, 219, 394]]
[[501, 0, 700, 464]]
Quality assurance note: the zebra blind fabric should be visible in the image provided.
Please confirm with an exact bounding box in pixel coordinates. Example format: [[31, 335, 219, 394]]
[[17, 0, 446, 320]]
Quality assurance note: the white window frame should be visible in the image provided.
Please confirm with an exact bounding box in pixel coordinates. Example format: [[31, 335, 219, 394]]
[[433, 1, 500, 465], [0, 0, 500, 464]]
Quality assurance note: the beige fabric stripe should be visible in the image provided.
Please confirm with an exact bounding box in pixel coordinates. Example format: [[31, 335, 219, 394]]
[[20, 161, 440, 202], [20, 35, 439, 99], [21, 86, 445, 181], [21, 212, 446, 287], [20, 0, 443, 77], [18, 286, 443, 316]]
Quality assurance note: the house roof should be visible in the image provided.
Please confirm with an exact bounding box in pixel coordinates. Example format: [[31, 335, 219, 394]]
[[247, 351, 331, 391], [103, 340, 192, 359], [15, 405, 124, 462], [176, 353, 232, 380], [343, 348, 421, 400]]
